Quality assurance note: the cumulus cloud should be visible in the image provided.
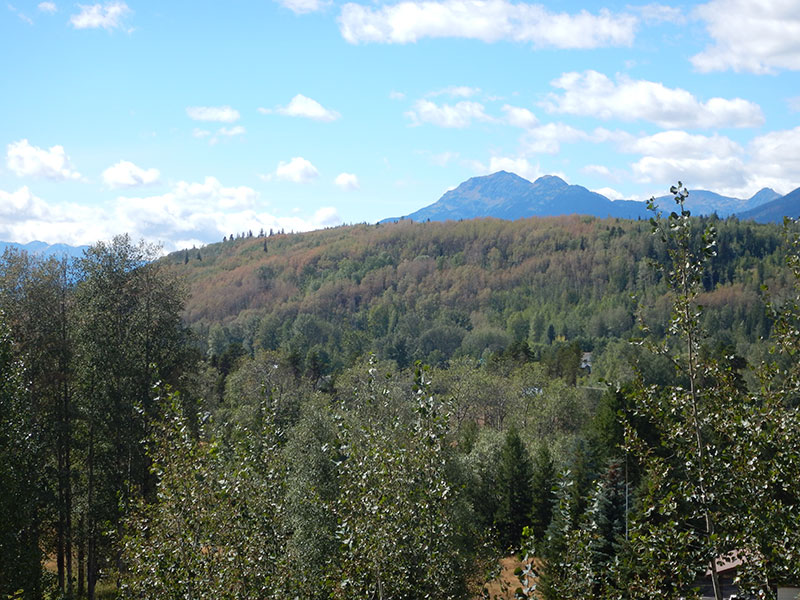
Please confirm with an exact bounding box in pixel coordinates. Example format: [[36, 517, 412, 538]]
[[0, 186, 111, 245], [521, 123, 591, 154], [624, 130, 743, 160], [627, 127, 800, 198], [186, 106, 240, 123], [502, 104, 538, 128], [271, 157, 320, 183], [692, 0, 800, 73], [544, 70, 764, 129], [7, 139, 81, 180], [102, 160, 160, 188], [749, 126, 800, 183], [0, 179, 343, 251], [70, 2, 131, 30], [470, 156, 542, 181], [38, 1, 57, 13], [264, 94, 341, 122], [313, 206, 342, 227], [406, 99, 493, 128], [276, 0, 330, 14], [338, 0, 637, 47], [334, 172, 360, 190], [632, 156, 748, 190], [593, 186, 623, 200]]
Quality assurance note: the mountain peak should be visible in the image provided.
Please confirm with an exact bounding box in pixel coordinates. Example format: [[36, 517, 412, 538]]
[[382, 171, 647, 222]]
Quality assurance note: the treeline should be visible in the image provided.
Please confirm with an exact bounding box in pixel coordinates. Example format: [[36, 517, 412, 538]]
[[3, 204, 800, 599], [174, 215, 785, 378]]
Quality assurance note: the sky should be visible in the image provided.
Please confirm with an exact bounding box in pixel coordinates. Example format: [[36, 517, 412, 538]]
[[1, 0, 799, 251]]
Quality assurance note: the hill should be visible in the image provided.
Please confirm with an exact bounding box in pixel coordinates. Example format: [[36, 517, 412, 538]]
[[167, 216, 786, 373]]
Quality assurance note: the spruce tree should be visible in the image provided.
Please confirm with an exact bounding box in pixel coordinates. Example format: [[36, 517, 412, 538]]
[[494, 428, 533, 550]]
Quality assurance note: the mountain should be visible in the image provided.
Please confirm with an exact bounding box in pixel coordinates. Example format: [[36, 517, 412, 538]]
[[382, 172, 782, 224], [652, 187, 780, 218], [382, 172, 650, 223], [0, 240, 89, 259], [739, 186, 800, 224]]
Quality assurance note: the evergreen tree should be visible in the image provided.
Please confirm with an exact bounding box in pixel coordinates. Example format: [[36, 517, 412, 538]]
[[494, 428, 533, 550], [528, 444, 556, 541]]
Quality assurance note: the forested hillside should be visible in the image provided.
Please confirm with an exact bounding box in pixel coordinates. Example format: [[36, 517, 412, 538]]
[[172, 214, 785, 380], [2, 197, 800, 600]]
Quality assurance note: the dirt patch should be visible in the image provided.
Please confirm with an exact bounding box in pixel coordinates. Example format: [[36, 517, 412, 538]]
[[479, 555, 538, 600]]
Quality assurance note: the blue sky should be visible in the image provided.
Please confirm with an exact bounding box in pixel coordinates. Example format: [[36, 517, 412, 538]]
[[1, 0, 799, 250]]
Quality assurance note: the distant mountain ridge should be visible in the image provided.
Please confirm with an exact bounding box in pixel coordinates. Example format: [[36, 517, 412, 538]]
[[0, 240, 88, 259], [382, 171, 791, 224]]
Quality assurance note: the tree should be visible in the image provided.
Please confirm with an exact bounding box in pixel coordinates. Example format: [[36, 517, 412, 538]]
[[74, 235, 188, 599], [0, 251, 76, 597], [494, 428, 533, 550], [0, 313, 45, 599], [331, 363, 471, 599], [121, 390, 289, 599], [528, 444, 556, 542]]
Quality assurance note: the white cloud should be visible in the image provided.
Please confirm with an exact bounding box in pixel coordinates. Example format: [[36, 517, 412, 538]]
[[218, 125, 246, 137], [313, 206, 342, 227], [470, 156, 542, 181], [9, 4, 34, 23], [339, 0, 637, 47], [632, 155, 748, 191], [593, 186, 623, 200], [102, 160, 160, 188], [389, 90, 406, 100], [428, 86, 481, 98], [405, 99, 492, 128], [428, 151, 459, 166], [544, 70, 764, 129], [502, 104, 537, 128], [7, 139, 81, 181], [276, 0, 330, 14], [629, 3, 684, 24], [0, 180, 343, 251], [749, 127, 800, 182], [521, 123, 589, 154], [69, 2, 131, 30], [788, 97, 800, 113], [692, 0, 800, 73], [334, 172, 360, 190], [186, 106, 240, 123], [273, 157, 320, 183], [583, 164, 612, 177], [269, 94, 341, 122], [625, 130, 743, 160], [38, 2, 57, 13], [193, 128, 212, 139], [0, 186, 111, 245]]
